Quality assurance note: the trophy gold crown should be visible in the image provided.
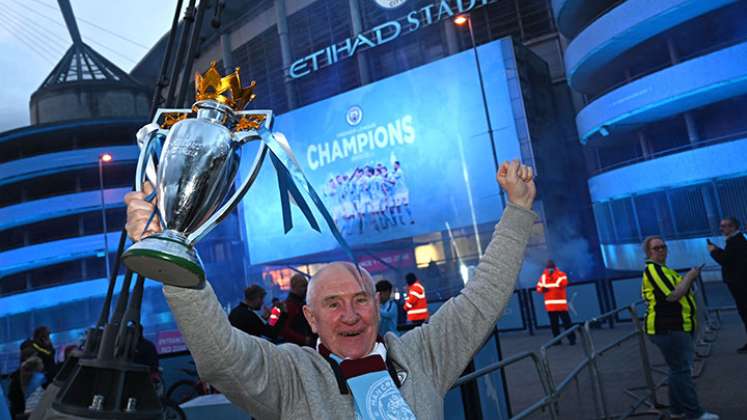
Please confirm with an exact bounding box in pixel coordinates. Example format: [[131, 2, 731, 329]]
[[195, 61, 257, 111]]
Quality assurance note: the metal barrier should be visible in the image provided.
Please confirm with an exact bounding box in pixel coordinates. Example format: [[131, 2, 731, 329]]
[[539, 324, 604, 419], [452, 351, 556, 419], [453, 302, 672, 420], [693, 275, 718, 361], [582, 304, 662, 419], [440, 266, 733, 418]]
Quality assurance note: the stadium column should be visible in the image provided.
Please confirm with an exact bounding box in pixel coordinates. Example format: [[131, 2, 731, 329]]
[[348, 0, 371, 85], [221, 33, 234, 71], [442, 19, 459, 55], [637, 131, 650, 159], [275, 0, 298, 109]]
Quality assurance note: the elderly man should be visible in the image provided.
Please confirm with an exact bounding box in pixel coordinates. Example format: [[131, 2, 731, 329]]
[[124, 160, 536, 419]]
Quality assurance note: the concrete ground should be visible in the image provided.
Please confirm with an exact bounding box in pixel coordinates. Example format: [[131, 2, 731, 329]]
[[495, 312, 747, 419]]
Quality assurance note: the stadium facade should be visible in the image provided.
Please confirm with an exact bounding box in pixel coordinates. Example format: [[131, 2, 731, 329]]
[[132, 0, 599, 288], [553, 0, 747, 271], [0, 18, 246, 371], [2, 0, 600, 373]]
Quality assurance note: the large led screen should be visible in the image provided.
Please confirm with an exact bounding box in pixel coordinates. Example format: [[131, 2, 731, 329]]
[[239, 38, 523, 264]]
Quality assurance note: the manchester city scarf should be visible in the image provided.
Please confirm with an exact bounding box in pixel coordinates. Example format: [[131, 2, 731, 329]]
[[320, 342, 416, 420]]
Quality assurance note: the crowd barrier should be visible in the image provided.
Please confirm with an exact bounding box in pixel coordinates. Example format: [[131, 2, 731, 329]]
[[451, 271, 724, 420]]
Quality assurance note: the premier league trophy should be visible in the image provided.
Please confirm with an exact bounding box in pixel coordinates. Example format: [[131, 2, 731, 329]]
[[122, 62, 272, 289]]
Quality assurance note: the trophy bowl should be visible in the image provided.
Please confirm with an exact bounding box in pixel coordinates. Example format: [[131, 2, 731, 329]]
[[122, 62, 269, 288]]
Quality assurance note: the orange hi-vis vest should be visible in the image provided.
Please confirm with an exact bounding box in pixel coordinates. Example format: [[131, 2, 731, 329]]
[[404, 280, 429, 321], [536, 268, 569, 312]]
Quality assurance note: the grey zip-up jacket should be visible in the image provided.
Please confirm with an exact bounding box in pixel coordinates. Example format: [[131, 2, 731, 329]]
[[163, 203, 536, 419]]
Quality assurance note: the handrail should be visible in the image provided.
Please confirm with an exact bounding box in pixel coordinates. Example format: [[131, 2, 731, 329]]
[[594, 329, 638, 356], [587, 300, 644, 325], [452, 351, 543, 388]]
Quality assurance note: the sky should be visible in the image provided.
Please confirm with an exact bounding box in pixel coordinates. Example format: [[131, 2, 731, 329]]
[[0, 0, 180, 132]]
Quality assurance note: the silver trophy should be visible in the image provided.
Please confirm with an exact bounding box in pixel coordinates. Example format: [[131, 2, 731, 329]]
[[122, 62, 270, 288]]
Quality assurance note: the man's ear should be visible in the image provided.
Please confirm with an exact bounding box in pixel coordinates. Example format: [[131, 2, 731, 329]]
[[303, 305, 317, 333]]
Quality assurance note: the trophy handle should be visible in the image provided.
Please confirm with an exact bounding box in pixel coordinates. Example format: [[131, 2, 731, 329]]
[[186, 142, 268, 245], [134, 126, 167, 194]]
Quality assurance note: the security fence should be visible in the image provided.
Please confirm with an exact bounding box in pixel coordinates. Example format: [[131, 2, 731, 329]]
[[452, 304, 664, 419], [452, 271, 724, 420]]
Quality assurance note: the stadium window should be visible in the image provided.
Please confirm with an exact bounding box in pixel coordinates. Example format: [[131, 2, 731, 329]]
[[715, 176, 747, 230], [0, 272, 28, 296], [28, 261, 82, 291], [7, 311, 33, 342], [634, 191, 676, 238], [668, 186, 710, 238], [610, 197, 639, 243], [0, 228, 26, 252], [592, 202, 614, 244]]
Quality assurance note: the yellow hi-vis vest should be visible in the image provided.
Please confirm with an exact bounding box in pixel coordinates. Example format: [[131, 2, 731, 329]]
[[641, 260, 696, 335]]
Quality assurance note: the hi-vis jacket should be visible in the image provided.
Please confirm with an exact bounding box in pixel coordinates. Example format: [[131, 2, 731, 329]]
[[536, 269, 569, 312], [404, 280, 429, 321], [641, 260, 696, 335]]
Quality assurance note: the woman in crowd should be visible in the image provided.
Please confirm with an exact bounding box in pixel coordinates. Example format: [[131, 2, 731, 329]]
[[640, 235, 717, 420]]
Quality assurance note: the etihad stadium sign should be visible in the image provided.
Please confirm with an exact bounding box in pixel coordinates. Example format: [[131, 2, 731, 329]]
[[289, 0, 495, 79]]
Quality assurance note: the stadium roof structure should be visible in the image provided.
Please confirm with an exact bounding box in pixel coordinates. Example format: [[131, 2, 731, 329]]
[[36, 0, 142, 90], [38, 42, 142, 89]]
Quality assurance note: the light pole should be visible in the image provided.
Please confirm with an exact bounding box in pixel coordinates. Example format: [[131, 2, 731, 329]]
[[455, 14, 505, 209], [98, 153, 112, 279], [454, 14, 500, 173]]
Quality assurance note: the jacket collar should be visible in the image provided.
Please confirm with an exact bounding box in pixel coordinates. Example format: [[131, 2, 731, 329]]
[[317, 337, 407, 393], [727, 231, 743, 240], [645, 259, 665, 267]]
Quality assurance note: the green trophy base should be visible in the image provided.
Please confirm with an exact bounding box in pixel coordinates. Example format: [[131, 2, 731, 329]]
[[122, 231, 205, 289]]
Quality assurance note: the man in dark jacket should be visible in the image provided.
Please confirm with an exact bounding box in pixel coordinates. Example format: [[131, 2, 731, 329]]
[[229, 285, 278, 340], [280, 275, 316, 346], [708, 216, 747, 353]]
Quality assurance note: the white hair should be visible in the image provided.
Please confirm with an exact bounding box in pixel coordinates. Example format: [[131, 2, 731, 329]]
[[306, 262, 375, 306]]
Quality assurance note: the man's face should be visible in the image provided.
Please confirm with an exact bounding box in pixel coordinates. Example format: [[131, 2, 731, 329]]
[[291, 278, 308, 297], [247, 294, 265, 310], [303, 264, 379, 359], [720, 219, 737, 237]]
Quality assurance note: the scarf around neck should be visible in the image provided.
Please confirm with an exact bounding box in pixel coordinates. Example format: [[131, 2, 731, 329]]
[[317, 340, 415, 420]]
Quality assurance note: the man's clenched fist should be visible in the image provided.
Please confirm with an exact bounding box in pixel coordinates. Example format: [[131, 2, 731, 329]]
[[497, 160, 536, 210]]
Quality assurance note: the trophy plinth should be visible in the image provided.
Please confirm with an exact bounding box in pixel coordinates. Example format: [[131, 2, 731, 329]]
[[123, 230, 203, 289]]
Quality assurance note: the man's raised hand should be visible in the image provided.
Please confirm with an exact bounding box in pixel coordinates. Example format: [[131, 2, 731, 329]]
[[497, 160, 536, 210]]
